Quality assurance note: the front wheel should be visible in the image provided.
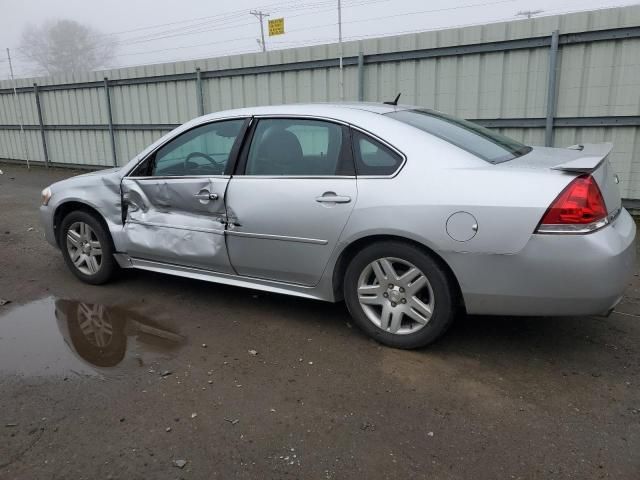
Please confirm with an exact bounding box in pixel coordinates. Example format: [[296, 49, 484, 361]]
[[60, 211, 117, 285], [343, 241, 458, 349]]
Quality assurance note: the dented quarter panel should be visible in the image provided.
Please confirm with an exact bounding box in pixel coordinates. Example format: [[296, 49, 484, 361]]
[[43, 168, 126, 248]]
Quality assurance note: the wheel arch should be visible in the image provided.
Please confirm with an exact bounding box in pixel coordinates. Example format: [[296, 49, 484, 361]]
[[331, 234, 465, 311], [53, 201, 112, 248]]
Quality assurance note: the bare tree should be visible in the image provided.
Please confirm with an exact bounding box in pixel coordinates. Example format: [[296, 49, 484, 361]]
[[19, 20, 116, 76]]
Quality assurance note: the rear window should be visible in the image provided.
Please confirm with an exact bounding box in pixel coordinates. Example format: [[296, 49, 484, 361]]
[[386, 109, 531, 164]]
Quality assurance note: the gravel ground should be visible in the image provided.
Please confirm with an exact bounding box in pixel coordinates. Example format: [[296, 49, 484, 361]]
[[1, 162, 639, 479]]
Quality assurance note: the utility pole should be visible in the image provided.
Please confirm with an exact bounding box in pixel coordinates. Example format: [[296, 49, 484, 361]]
[[338, 0, 344, 101], [250, 10, 269, 52], [6, 48, 30, 168]]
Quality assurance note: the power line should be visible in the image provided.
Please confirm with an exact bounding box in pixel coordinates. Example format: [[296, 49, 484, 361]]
[[8, 0, 354, 63], [120, 0, 349, 45], [8, 0, 390, 64], [6, 0, 338, 61], [292, 0, 519, 33], [57, 0, 378, 60], [98, 0, 347, 43], [9, 1, 633, 75], [91, 0, 328, 40], [117, 15, 254, 43], [96, 0, 623, 72], [104, 0, 514, 60], [175, 0, 519, 46], [102, 14, 512, 68]]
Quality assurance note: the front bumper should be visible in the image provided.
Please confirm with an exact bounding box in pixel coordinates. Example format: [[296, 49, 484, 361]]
[[39, 205, 58, 249], [446, 208, 637, 316]]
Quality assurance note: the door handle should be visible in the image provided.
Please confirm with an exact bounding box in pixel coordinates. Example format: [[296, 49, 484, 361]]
[[194, 192, 218, 201], [316, 194, 351, 204]]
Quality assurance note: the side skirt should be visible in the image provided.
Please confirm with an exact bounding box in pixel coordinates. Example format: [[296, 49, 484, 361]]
[[113, 254, 329, 301]]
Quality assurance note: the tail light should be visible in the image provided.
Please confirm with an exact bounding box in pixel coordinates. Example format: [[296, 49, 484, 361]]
[[536, 175, 608, 234]]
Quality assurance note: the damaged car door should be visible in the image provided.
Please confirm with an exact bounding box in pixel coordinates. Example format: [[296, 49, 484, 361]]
[[121, 119, 248, 272]]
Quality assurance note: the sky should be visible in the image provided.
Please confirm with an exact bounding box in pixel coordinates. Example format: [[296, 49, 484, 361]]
[[0, 0, 636, 79]]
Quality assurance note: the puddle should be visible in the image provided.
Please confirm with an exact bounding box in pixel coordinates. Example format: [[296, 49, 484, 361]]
[[0, 297, 185, 378]]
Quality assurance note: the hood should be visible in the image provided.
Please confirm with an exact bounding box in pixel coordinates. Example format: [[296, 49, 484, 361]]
[[75, 166, 123, 178], [49, 166, 124, 199]]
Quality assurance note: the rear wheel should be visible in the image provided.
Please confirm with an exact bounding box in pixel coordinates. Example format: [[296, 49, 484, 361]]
[[60, 211, 117, 285], [344, 241, 457, 349]]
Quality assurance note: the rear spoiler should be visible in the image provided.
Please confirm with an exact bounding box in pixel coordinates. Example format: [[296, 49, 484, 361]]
[[551, 143, 613, 173]]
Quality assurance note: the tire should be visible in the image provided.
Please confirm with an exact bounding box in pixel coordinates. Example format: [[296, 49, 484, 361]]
[[59, 210, 117, 285], [343, 241, 457, 349]]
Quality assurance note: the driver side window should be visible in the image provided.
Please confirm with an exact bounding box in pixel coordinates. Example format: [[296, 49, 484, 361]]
[[150, 119, 245, 176]]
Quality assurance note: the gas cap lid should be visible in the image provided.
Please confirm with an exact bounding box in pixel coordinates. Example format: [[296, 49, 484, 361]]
[[446, 211, 478, 242]]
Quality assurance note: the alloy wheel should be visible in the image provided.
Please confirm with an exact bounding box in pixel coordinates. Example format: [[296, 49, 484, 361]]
[[357, 257, 435, 335], [66, 221, 103, 276]]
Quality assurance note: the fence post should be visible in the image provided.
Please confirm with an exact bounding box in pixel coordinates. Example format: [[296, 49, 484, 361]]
[[545, 30, 560, 147], [33, 83, 49, 168], [357, 52, 364, 101], [196, 68, 204, 116], [103, 77, 118, 166]]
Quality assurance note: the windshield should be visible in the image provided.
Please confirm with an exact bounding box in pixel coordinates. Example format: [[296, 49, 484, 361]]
[[386, 109, 531, 164]]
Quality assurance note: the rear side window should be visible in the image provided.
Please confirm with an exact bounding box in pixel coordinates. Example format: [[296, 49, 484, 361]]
[[352, 130, 403, 176], [244, 118, 352, 176], [387, 109, 531, 164]]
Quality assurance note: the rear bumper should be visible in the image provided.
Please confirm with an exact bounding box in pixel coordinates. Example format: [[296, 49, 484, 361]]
[[446, 208, 636, 316]]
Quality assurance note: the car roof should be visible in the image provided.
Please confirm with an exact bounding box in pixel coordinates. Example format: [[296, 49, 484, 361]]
[[193, 102, 415, 124], [124, 102, 423, 172]]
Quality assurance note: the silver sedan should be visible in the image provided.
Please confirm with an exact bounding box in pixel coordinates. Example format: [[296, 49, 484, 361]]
[[39, 103, 636, 348]]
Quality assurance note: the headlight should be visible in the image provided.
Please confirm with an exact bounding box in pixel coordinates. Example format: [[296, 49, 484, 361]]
[[41, 187, 52, 206]]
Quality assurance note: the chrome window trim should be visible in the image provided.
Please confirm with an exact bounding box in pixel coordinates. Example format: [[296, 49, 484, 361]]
[[123, 113, 407, 180], [251, 113, 351, 126], [244, 114, 407, 179], [123, 115, 250, 179], [127, 175, 231, 181]]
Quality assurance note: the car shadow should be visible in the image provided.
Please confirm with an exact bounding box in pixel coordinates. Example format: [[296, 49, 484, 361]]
[[119, 269, 638, 368], [427, 311, 638, 377]]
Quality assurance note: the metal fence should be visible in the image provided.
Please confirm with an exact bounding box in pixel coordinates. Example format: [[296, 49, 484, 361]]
[[1, 5, 640, 197]]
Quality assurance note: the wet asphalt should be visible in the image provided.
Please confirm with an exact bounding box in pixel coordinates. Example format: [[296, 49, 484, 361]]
[[0, 162, 639, 479]]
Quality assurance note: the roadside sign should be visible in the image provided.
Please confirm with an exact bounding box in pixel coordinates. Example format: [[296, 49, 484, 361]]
[[268, 18, 285, 36]]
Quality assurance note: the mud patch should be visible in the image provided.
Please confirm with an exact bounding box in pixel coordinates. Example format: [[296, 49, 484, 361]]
[[0, 297, 184, 378]]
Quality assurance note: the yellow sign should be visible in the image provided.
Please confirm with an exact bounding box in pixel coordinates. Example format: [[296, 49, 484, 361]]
[[268, 18, 285, 36]]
